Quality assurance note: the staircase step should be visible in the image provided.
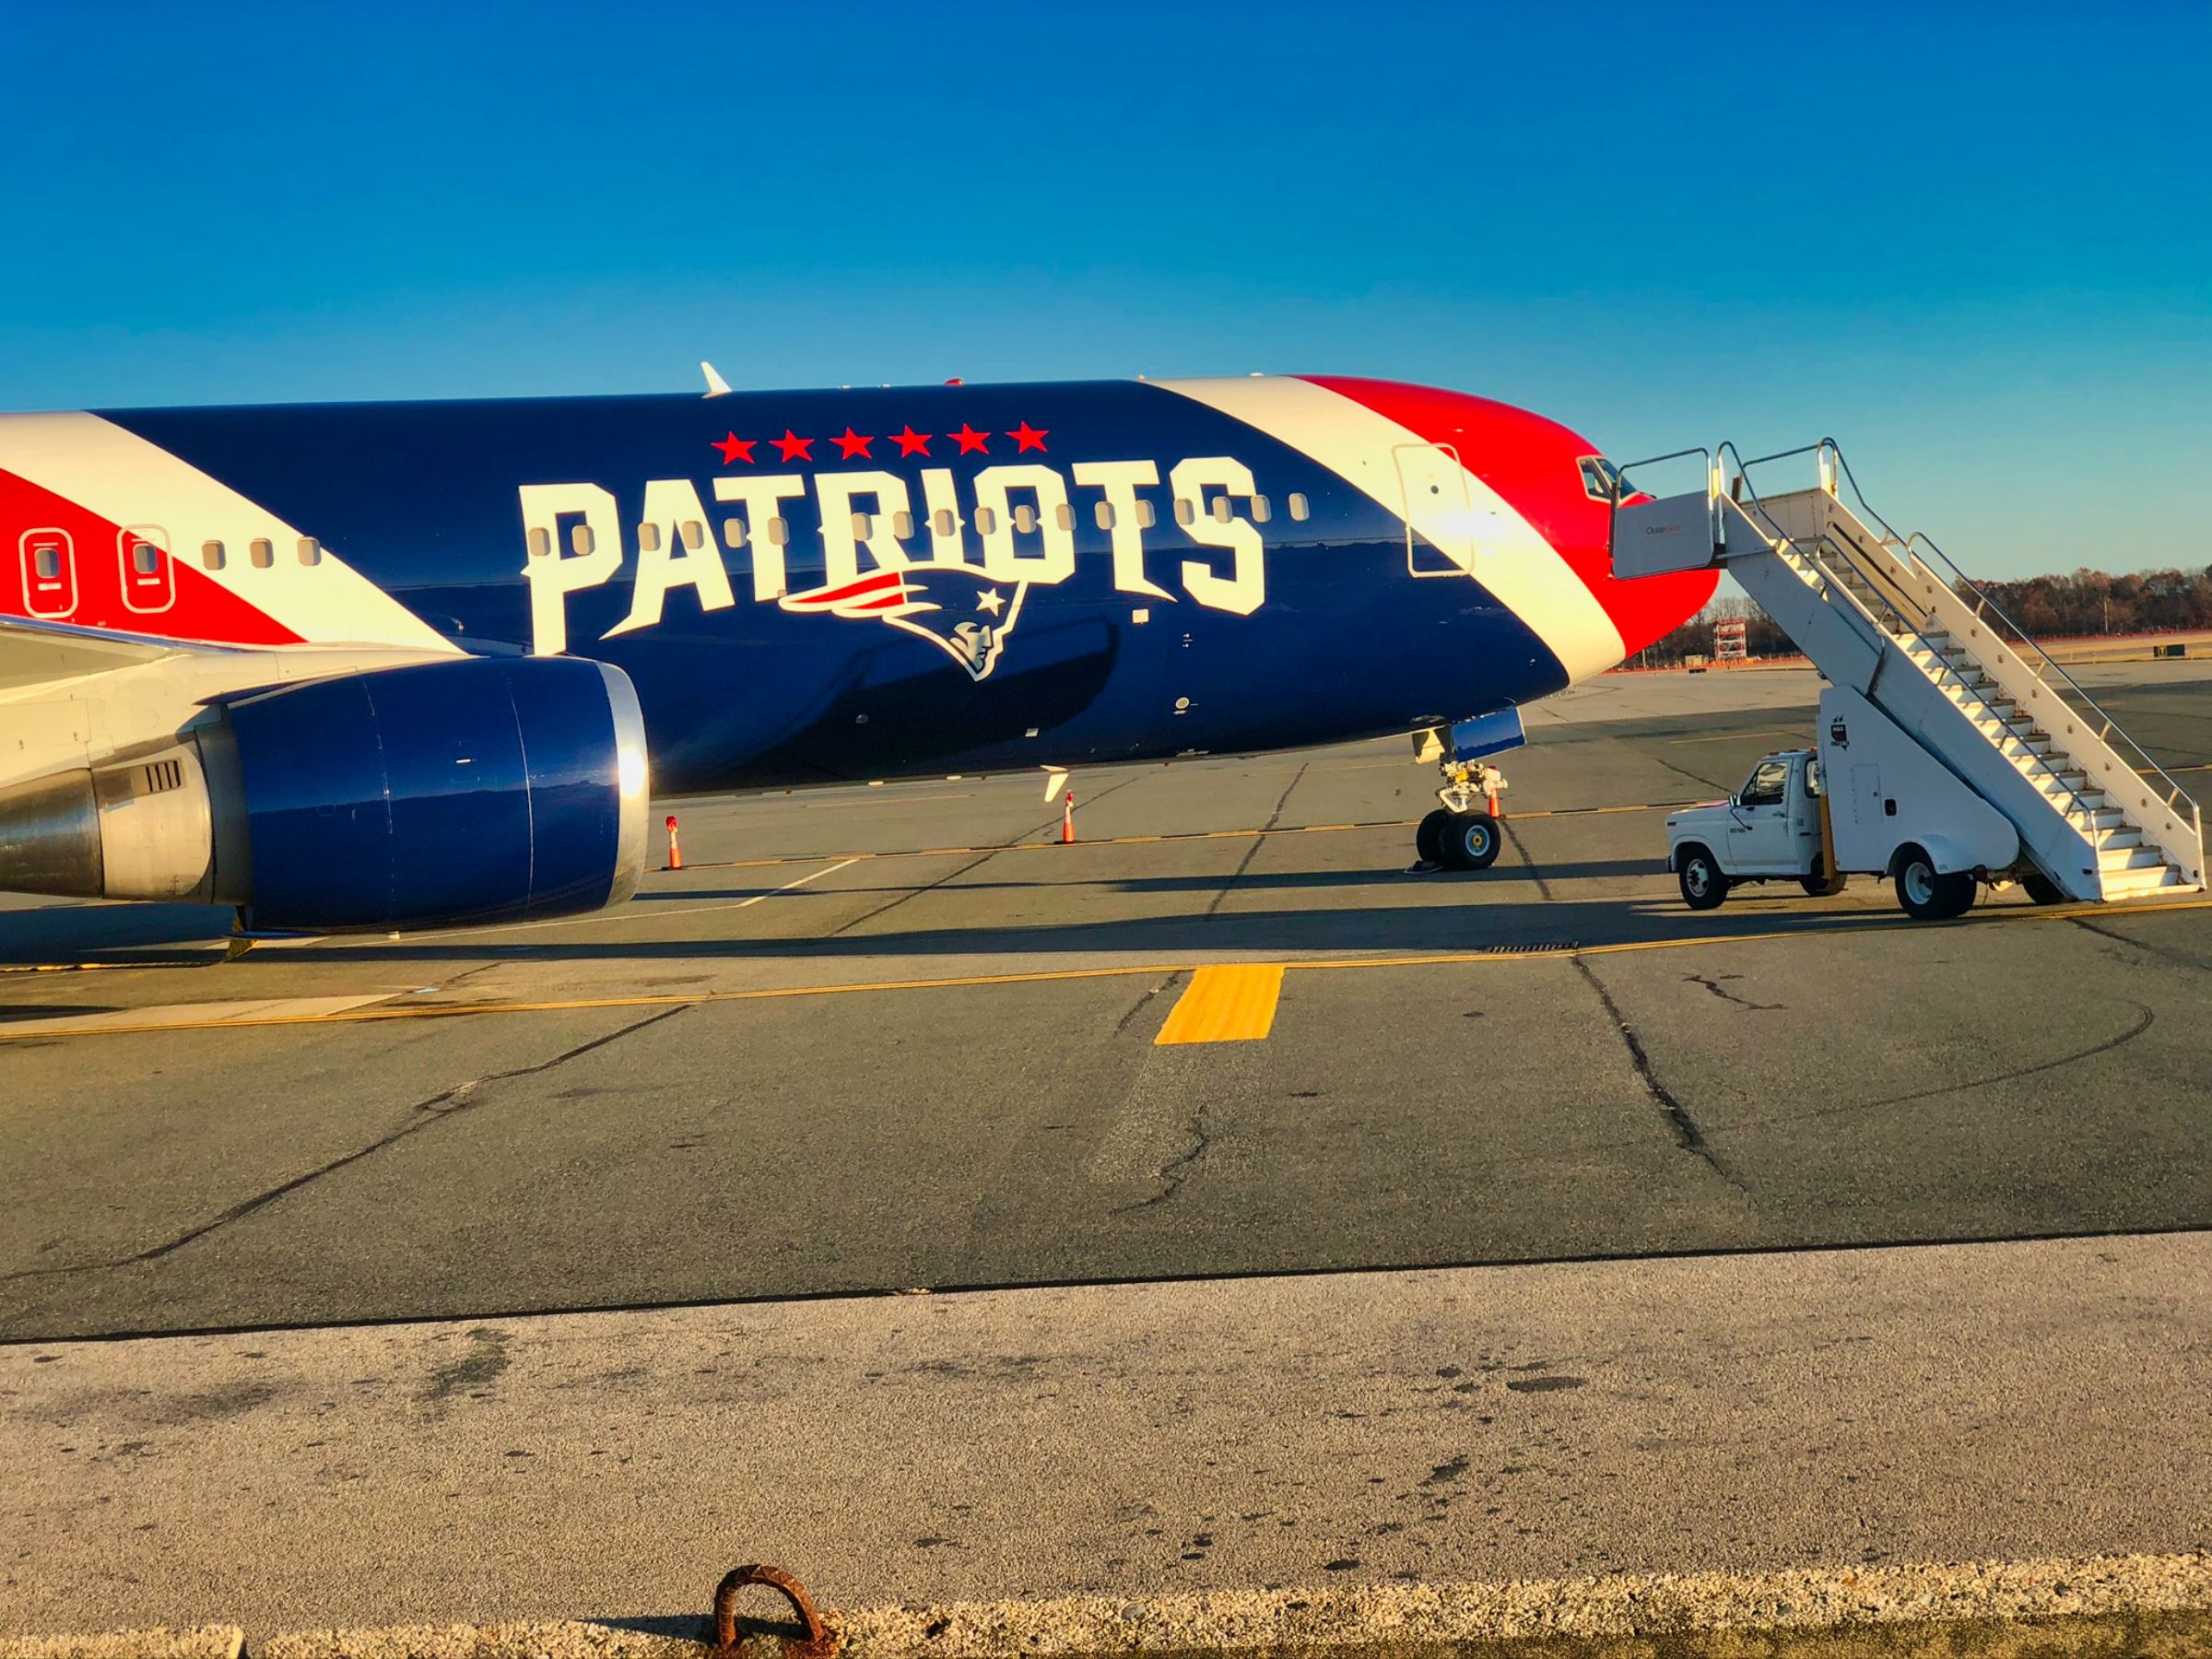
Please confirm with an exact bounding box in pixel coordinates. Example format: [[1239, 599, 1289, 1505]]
[[2099, 845, 2167, 872], [2103, 865, 2187, 898]]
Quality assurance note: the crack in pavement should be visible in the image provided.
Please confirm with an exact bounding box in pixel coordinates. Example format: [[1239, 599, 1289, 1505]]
[[1500, 818, 1553, 900], [0, 1006, 689, 1286], [1204, 764, 1308, 917], [1114, 1091, 1215, 1215], [1506, 820, 1744, 1189], [1685, 971, 1784, 1011], [2065, 914, 2208, 972], [1102, 766, 1307, 1208], [1571, 954, 1750, 1198], [1723, 1000, 2157, 1135]]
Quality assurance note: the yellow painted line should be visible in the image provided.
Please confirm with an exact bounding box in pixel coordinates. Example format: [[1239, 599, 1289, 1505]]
[[0, 993, 392, 1038], [10, 892, 2205, 1044], [1154, 964, 1285, 1045]]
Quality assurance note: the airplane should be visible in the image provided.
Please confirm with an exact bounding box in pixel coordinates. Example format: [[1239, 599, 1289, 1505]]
[[0, 372, 1715, 933]]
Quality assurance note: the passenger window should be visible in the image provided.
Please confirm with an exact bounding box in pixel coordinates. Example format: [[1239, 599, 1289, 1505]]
[[639, 524, 662, 553], [203, 540, 227, 571], [767, 516, 789, 547], [893, 510, 914, 540], [34, 546, 60, 580], [1210, 495, 1231, 524], [133, 540, 161, 575], [1013, 503, 1036, 535], [571, 524, 594, 556], [1136, 500, 1158, 529], [1054, 502, 1074, 533], [297, 536, 321, 566], [974, 506, 997, 535], [250, 538, 275, 568], [852, 512, 873, 540], [1288, 493, 1310, 522], [1095, 500, 1115, 530], [933, 508, 956, 537], [1174, 498, 1194, 526], [680, 520, 705, 550], [1251, 495, 1271, 524], [724, 517, 747, 550], [527, 528, 550, 559]]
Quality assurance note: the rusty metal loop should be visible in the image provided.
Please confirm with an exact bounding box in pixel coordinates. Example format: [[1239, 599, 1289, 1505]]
[[712, 1564, 835, 1657]]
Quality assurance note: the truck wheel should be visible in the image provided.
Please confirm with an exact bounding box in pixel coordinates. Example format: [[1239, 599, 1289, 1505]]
[[1415, 808, 1450, 865], [1894, 847, 1976, 921], [2021, 871, 2066, 905], [1677, 846, 1728, 911], [1442, 811, 1501, 871]]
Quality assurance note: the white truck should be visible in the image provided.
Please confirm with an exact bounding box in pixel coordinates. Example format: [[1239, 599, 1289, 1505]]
[[1664, 685, 2061, 921]]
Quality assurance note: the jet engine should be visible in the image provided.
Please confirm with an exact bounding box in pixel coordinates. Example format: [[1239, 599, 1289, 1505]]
[[0, 655, 649, 932]]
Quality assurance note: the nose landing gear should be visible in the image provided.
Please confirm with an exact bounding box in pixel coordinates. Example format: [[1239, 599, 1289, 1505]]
[[1411, 754, 1508, 872]]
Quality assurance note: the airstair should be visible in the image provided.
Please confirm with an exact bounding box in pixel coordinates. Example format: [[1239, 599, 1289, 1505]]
[[1612, 441, 2203, 903]]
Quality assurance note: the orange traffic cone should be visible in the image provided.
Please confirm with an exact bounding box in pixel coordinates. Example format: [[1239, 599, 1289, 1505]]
[[665, 814, 682, 870], [1060, 792, 1077, 844]]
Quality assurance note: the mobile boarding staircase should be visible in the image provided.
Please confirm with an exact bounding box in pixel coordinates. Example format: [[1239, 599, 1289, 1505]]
[[1613, 441, 2203, 904]]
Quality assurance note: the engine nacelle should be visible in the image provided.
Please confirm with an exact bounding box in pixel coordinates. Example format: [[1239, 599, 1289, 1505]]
[[0, 655, 650, 933]]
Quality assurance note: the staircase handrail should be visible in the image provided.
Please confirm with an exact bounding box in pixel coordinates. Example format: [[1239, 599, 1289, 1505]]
[[1801, 440, 2200, 834], [1713, 442, 2110, 832]]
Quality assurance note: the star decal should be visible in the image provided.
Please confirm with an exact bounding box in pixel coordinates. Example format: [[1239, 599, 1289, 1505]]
[[950, 423, 991, 455], [712, 432, 755, 465], [891, 425, 933, 457], [773, 429, 814, 464], [1007, 420, 1048, 453], [833, 427, 874, 461], [975, 587, 1006, 617]]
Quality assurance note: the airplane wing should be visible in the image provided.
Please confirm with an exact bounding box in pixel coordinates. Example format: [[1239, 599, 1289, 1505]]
[[0, 613, 241, 693]]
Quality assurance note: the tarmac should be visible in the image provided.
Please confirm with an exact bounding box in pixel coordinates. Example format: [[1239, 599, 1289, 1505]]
[[1, 662, 2207, 1641]]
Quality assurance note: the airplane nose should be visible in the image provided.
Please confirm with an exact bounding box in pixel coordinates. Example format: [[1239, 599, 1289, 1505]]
[[1296, 376, 1718, 665]]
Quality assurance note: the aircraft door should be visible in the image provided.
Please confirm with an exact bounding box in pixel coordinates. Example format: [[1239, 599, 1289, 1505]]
[[18, 529, 77, 618], [118, 526, 177, 615], [1393, 443, 1483, 578]]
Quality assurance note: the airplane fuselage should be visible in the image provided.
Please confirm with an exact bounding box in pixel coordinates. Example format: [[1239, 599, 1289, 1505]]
[[1, 375, 1714, 793]]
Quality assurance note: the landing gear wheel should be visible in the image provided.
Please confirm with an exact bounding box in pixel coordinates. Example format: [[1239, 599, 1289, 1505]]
[[1799, 858, 1847, 898], [1677, 847, 1728, 911], [2020, 871, 2066, 906], [1894, 848, 1976, 921], [1441, 811, 1501, 871], [1415, 808, 1451, 866]]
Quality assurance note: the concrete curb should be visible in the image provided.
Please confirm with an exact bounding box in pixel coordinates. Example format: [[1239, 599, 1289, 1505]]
[[10, 1553, 2212, 1659]]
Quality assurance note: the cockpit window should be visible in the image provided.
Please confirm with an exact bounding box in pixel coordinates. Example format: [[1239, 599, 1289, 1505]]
[[1579, 456, 1628, 503]]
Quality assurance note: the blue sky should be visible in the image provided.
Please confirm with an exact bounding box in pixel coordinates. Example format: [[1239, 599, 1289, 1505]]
[[4, 1, 2206, 578]]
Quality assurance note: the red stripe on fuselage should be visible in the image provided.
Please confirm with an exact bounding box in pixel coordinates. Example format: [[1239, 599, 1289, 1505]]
[[0, 465, 301, 645], [1297, 376, 1717, 656]]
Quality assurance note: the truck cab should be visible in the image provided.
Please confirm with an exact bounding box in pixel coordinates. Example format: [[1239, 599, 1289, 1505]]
[[1665, 747, 1831, 908]]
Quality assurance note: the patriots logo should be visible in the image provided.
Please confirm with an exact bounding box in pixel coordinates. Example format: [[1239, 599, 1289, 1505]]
[[778, 564, 1030, 682]]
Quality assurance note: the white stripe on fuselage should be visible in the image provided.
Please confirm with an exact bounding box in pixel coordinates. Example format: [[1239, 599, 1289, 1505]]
[[0, 411, 456, 652], [1148, 377, 1625, 682]]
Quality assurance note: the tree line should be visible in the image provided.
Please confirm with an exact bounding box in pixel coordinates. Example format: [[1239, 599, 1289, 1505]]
[[1634, 566, 2212, 667]]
